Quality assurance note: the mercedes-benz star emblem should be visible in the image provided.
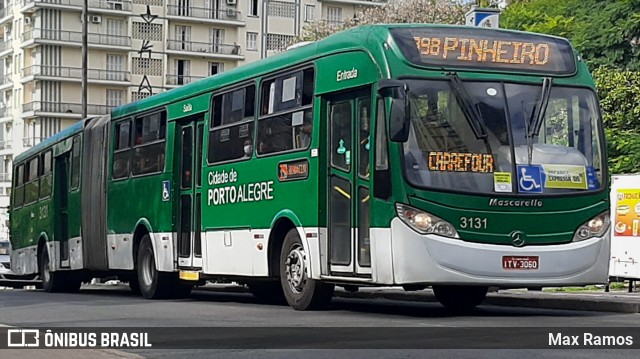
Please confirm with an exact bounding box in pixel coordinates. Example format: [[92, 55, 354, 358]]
[[510, 231, 526, 247]]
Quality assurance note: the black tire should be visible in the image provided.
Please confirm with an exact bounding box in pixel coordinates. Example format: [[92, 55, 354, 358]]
[[39, 247, 81, 293], [128, 275, 141, 295], [248, 281, 287, 305], [279, 229, 334, 310], [433, 285, 488, 311], [137, 235, 172, 299]]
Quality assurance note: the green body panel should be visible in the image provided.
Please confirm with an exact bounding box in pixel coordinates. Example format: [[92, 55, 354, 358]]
[[166, 92, 212, 121], [313, 51, 381, 94], [201, 153, 320, 229], [107, 123, 176, 237], [10, 201, 53, 249], [108, 174, 175, 234]]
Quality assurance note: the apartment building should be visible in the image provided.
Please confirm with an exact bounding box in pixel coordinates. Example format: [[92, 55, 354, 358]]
[[0, 0, 386, 239]]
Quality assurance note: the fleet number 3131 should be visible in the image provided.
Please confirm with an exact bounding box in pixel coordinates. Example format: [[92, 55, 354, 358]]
[[459, 217, 487, 229]]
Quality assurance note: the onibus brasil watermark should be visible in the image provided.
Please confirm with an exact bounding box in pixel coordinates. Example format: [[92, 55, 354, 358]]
[[6, 328, 152, 348]]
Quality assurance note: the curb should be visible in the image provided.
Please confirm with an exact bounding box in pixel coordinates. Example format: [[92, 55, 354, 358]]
[[332, 289, 640, 314]]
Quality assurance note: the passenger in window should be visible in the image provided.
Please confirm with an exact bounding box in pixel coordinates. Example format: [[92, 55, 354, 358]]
[[298, 123, 312, 148], [135, 134, 143, 145], [113, 159, 128, 179], [243, 138, 253, 158]]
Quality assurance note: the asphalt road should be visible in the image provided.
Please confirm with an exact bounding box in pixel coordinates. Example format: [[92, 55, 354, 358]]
[[0, 285, 639, 358]]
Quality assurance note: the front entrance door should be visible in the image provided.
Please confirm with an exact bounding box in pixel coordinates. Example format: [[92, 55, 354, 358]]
[[326, 88, 373, 276], [176, 114, 205, 269]]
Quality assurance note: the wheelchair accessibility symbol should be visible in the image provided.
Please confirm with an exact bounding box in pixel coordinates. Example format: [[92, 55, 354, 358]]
[[517, 165, 543, 193], [162, 180, 171, 201]]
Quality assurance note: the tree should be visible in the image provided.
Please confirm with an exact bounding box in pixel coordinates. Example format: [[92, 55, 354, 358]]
[[299, 0, 470, 41], [500, 0, 640, 70], [593, 67, 640, 174]]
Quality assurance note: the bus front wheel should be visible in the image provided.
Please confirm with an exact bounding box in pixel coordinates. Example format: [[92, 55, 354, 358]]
[[432, 285, 488, 311], [279, 228, 334, 310]]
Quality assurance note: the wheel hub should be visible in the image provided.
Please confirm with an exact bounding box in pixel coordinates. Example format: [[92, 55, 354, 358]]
[[285, 244, 306, 293]]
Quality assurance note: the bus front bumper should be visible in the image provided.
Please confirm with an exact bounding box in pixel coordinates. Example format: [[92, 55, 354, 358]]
[[389, 218, 610, 286]]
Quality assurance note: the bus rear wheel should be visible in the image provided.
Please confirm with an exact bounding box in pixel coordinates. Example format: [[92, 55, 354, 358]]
[[39, 247, 81, 293], [432, 285, 488, 311], [137, 235, 172, 299], [279, 229, 334, 310]]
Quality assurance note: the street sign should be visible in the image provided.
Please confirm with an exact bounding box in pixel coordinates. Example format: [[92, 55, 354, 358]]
[[465, 6, 501, 28]]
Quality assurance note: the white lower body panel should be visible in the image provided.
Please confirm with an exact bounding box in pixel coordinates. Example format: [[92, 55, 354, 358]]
[[389, 217, 610, 286]]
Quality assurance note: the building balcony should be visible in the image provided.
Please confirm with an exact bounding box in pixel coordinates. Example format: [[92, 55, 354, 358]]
[[22, 0, 131, 11], [166, 40, 243, 60], [0, 107, 10, 121], [0, 140, 12, 156], [317, 0, 387, 6], [166, 74, 206, 88], [23, 136, 43, 148], [0, 73, 12, 91], [22, 101, 112, 119], [21, 29, 132, 50], [0, 6, 13, 25], [21, 0, 82, 13], [88, 0, 132, 13], [0, 39, 12, 58], [167, 4, 244, 26], [22, 65, 131, 85]]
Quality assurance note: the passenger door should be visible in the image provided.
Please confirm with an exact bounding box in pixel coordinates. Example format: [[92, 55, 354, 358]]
[[176, 114, 205, 269], [325, 87, 372, 277]]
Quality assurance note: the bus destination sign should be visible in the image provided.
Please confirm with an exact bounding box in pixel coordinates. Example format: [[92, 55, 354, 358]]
[[389, 27, 576, 75]]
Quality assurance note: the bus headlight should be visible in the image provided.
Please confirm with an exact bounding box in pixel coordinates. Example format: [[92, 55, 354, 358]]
[[572, 211, 610, 242], [396, 204, 459, 238]]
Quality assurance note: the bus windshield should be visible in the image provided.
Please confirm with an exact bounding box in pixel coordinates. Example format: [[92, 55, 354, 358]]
[[402, 79, 604, 195]]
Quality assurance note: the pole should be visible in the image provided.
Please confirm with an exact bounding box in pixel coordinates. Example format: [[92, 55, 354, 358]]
[[81, 0, 88, 118]]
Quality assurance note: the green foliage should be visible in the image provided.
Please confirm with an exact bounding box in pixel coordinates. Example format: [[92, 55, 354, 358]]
[[501, 0, 640, 70], [593, 67, 640, 174], [500, 0, 578, 38]]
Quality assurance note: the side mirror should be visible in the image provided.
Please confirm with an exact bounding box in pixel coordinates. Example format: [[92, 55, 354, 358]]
[[377, 80, 410, 142]]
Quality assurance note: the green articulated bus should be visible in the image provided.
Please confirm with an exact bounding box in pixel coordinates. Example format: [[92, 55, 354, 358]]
[[9, 24, 610, 310]]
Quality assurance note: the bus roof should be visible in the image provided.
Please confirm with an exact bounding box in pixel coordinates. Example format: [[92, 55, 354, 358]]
[[111, 24, 575, 119], [15, 117, 90, 163], [111, 24, 387, 119]]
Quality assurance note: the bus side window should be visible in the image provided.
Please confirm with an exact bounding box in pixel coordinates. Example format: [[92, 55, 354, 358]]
[[112, 121, 131, 179], [25, 157, 39, 204], [131, 111, 167, 176], [207, 84, 256, 164], [13, 164, 24, 208], [70, 136, 81, 189], [258, 67, 314, 155], [39, 150, 53, 199]]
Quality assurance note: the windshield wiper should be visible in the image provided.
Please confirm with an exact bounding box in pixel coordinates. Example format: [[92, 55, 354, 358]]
[[447, 72, 487, 140], [524, 77, 553, 164], [528, 77, 553, 138]]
